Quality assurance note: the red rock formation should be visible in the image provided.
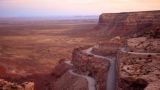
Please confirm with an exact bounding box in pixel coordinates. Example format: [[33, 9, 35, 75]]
[[92, 37, 124, 56], [127, 37, 160, 53], [47, 58, 89, 90], [96, 10, 160, 37], [51, 59, 71, 78], [72, 47, 110, 90], [0, 79, 34, 90], [53, 72, 88, 90], [117, 46, 160, 90]]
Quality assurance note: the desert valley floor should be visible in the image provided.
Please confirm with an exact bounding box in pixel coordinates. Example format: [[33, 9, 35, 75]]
[[0, 18, 98, 75]]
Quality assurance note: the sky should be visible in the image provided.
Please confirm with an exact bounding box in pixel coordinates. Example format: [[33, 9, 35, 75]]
[[0, 0, 160, 17]]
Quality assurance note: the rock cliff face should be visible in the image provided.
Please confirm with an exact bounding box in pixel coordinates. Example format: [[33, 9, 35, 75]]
[[97, 10, 160, 37], [72, 47, 110, 90], [48, 47, 110, 90], [51, 59, 89, 90], [92, 37, 124, 56], [51, 59, 71, 78]]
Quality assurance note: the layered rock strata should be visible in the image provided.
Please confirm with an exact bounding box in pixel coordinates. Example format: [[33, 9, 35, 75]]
[[97, 10, 160, 37], [72, 47, 110, 90]]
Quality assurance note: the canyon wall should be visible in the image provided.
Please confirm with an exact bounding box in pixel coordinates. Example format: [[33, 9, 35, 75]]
[[72, 47, 110, 90], [51, 59, 89, 90], [50, 47, 110, 90], [97, 10, 160, 37]]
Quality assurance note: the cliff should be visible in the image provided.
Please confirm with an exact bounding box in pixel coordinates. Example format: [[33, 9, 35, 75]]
[[72, 47, 110, 90], [96, 10, 160, 37]]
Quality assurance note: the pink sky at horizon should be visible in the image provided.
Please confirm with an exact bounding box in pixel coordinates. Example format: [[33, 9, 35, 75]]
[[1, 0, 160, 16]]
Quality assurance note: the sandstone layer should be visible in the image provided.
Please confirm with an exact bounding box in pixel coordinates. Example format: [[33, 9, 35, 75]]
[[97, 10, 160, 37], [72, 47, 110, 90]]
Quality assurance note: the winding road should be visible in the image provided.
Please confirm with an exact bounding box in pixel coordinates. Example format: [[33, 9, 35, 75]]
[[69, 70, 96, 90], [68, 46, 159, 90], [64, 61, 96, 90], [65, 46, 119, 90], [120, 48, 159, 55], [83, 47, 117, 90]]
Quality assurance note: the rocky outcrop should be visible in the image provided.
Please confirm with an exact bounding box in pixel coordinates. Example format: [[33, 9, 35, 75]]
[[118, 44, 160, 90], [0, 79, 34, 90], [92, 37, 124, 56], [127, 37, 160, 53], [48, 46, 110, 90], [51, 59, 71, 78], [72, 47, 110, 90], [97, 10, 160, 37], [53, 72, 88, 90]]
